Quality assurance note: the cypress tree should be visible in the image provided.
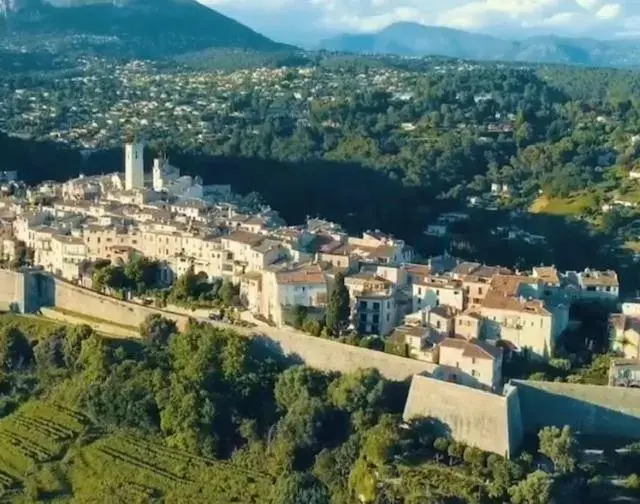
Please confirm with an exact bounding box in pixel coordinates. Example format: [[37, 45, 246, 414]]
[[326, 272, 350, 336]]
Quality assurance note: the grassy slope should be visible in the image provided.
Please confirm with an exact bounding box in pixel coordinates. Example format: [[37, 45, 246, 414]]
[[529, 194, 593, 216], [0, 396, 272, 503]]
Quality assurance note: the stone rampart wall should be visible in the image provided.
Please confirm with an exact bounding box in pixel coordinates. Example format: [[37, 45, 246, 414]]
[[402, 375, 518, 457], [48, 277, 191, 331], [246, 326, 439, 381], [512, 379, 640, 438], [0, 269, 25, 312]]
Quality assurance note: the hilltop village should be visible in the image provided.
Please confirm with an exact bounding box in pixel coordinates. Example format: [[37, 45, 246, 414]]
[[0, 143, 636, 394]]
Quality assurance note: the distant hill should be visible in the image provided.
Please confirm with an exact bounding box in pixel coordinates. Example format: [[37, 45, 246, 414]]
[[319, 22, 640, 68], [0, 0, 292, 57]]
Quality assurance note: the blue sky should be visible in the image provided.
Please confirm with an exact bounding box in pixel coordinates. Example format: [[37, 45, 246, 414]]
[[200, 0, 640, 43]]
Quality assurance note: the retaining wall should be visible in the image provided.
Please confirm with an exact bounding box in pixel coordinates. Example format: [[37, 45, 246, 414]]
[[0, 269, 25, 312], [512, 379, 640, 438], [246, 326, 439, 381], [402, 375, 519, 457], [48, 277, 191, 332]]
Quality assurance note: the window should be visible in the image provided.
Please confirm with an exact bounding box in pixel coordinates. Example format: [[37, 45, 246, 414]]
[[471, 370, 479, 378], [478, 287, 483, 295], [360, 301, 368, 310], [373, 302, 380, 311], [373, 314, 379, 324], [418, 287, 422, 295], [436, 321, 441, 329], [386, 313, 390, 322], [471, 357, 476, 364], [455, 362, 460, 368]]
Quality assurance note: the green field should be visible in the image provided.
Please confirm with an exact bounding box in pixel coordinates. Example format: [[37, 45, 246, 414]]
[[0, 399, 272, 503], [529, 194, 593, 216]]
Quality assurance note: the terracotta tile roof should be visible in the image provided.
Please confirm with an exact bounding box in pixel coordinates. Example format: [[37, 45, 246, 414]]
[[404, 263, 431, 277], [429, 304, 459, 319], [451, 261, 481, 276], [225, 230, 264, 246], [389, 324, 427, 343], [474, 265, 512, 279], [276, 263, 326, 285], [245, 215, 268, 226], [579, 269, 619, 288], [252, 239, 282, 254], [532, 266, 560, 285], [439, 337, 502, 361], [490, 275, 538, 297], [481, 295, 551, 316]]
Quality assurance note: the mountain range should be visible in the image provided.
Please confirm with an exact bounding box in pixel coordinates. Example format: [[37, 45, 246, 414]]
[[319, 22, 640, 68], [1, 2, 640, 68], [0, 0, 291, 57]]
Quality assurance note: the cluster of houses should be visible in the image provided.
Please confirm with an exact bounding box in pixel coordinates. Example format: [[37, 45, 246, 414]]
[[0, 142, 635, 393]]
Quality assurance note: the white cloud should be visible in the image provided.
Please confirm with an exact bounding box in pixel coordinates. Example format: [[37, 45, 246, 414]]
[[595, 3, 622, 19], [536, 11, 582, 26], [574, 0, 600, 10], [199, 0, 640, 39]]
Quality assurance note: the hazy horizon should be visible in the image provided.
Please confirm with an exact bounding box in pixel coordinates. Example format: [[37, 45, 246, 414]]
[[199, 0, 640, 44]]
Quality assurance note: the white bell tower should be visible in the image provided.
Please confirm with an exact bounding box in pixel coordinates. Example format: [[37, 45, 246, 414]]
[[125, 141, 144, 190]]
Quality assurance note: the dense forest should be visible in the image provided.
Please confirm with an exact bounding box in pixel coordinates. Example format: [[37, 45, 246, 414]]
[[0, 313, 635, 502]]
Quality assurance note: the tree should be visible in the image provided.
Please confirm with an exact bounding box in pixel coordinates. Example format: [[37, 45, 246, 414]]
[[328, 368, 386, 430], [624, 474, 640, 490], [64, 324, 94, 369], [538, 425, 578, 474], [348, 457, 377, 503], [218, 279, 239, 307], [291, 305, 309, 329], [463, 446, 487, 476], [361, 414, 401, 468], [34, 328, 66, 369], [274, 365, 329, 411], [124, 255, 159, 293], [270, 472, 330, 504], [0, 326, 33, 371], [140, 314, 178, 347], [10, 240, 28, 269], [325, 272, 350, 337], [509, 470, 553, 504]]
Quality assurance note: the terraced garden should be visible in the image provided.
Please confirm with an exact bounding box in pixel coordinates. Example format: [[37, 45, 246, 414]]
[[0, 400, 273, 502]]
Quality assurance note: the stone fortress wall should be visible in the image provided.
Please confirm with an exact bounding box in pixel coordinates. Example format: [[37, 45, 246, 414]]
[[2, 269, 640, 456], [402, 375, 521, 458], [512, 379, 640, 439], [0, 269, 27, 313], [48, 275, 192, 331]]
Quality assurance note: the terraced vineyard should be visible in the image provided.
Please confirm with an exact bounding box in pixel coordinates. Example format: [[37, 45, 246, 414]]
[[0, 399, 273, 502], [73, 434, 273, 502]]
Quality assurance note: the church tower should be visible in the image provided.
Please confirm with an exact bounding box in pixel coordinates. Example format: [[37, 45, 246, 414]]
[[153, 153, 167, 192], [125, 141, 144, 190]]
